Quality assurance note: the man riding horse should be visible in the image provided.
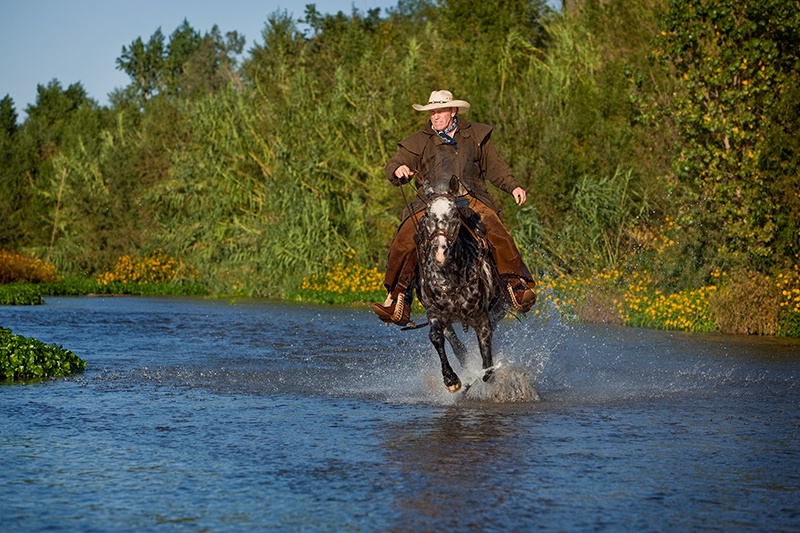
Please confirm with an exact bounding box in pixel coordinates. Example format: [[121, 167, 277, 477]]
[[372, 90, 537, 326]]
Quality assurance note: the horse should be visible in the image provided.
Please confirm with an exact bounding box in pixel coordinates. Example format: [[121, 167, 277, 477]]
[[414, 176, 509, 393]]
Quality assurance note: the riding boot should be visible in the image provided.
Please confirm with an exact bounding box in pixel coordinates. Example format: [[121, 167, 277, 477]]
[[371, 285, 412, 326], [503, 275, 537, 313]]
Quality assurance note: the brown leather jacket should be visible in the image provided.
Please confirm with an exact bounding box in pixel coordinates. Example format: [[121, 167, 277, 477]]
[[384, 119, 521, 220]]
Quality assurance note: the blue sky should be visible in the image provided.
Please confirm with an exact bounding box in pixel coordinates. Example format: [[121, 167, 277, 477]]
[[1, 0, 399, 120]]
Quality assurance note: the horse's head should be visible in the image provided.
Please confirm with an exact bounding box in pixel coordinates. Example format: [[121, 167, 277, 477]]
[[420, 176, 462, 266]]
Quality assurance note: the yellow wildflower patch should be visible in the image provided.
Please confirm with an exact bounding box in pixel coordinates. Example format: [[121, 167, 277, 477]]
[[300, 263, 384, 294], [97, 250, 193, 285]]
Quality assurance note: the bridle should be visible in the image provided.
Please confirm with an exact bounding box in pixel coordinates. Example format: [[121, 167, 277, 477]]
[[421, 193, 462, 246]]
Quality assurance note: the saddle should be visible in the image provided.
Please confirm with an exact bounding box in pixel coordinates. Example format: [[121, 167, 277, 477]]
[[455, 202, 489, 251]]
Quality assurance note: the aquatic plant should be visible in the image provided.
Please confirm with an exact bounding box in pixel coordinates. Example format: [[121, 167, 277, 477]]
[[0, 326, 86, 382], [0, 283, 46, 305]]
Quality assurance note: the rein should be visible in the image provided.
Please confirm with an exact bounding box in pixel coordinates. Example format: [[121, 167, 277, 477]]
[[399, 175, 422, 233]]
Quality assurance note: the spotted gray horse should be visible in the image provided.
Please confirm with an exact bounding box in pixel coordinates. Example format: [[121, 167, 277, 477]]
[[415, 176, 509, 392]]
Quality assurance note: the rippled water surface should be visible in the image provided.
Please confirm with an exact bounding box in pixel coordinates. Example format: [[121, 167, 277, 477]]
[[1, 297, 799, 531]]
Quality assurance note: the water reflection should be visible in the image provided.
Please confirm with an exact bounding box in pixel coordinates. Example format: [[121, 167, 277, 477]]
[[384, 406, 538, 531]]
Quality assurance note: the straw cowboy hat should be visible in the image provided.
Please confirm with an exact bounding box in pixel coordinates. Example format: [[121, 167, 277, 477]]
[[412, 90, 471, 114]]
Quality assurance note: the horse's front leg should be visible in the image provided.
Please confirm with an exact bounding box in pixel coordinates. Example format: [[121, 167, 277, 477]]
[[443, 325, 468, 368], [475, 316, 494, 382], [429, 319, 461, 392]]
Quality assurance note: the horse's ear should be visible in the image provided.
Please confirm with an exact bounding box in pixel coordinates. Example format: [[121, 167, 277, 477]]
[[422, 182, 435, 200], [449, 175, 460, 195]]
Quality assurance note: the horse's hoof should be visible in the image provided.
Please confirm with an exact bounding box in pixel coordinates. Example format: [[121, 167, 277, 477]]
[[482, 369, 495, 383], [446, 382, 462, 393], [444, 376, 462, 393]]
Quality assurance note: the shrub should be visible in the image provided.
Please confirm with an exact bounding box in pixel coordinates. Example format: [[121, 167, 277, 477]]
[[709, 271, 781, 335], [775, 267, 800, 337], [540, 268, 718, 333], [0, 327, 86, 382], [625, 285, 718, 333], [0, 250, 58, 284]]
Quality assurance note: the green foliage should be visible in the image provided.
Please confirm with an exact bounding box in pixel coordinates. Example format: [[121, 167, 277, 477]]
[[642, 0, 800, 278], [117, 28, 166, 101], [41, 278, 206, 297], [286, 288, 386, 306], [0, 326, 86, 382], [0, 284, 45, 305], [2, 0, 799, 336], [513, 166, 650, 275], [496, 1, 670, 281], [570, 167, 649, 269], [0, 81, 106, 257], [778, 310, 800, 338], [117, 20, 245, 104]]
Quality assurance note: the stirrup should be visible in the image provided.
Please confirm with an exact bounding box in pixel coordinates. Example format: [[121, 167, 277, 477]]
[[371, 291, 411, 326], [391, 292, 406, 322], [507, 282, 536, 312]]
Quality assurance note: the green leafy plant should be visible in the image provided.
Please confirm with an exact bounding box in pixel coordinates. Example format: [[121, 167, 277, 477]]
[[0, 283, 45, 305], [0, 327, 86, 382], [641, 0, 800, 276]]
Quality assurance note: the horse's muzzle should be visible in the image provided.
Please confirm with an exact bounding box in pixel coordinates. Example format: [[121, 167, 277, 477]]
[[434, 235, 448, 265]]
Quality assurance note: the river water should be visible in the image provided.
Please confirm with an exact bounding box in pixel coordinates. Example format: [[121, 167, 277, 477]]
[[1, 296, 798, 531]]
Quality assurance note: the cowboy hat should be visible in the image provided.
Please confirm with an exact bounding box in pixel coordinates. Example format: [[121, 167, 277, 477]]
[[412, 90, 471, 114]]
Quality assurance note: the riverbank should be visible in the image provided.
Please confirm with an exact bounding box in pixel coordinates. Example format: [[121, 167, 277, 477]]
[[3, 266, 800, 338]]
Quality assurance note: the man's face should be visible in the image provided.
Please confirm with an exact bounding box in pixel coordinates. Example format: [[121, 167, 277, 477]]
[[429, 107, 456, 131]]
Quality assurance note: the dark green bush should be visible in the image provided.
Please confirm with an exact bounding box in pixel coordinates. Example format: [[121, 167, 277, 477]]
[[0, 327, 86, 382]]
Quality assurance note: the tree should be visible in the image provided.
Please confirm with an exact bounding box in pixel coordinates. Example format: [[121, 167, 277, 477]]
[[435, 0, 549, 104], [242, 10, 305, 99], [0, 95, 17, 136], [116, 28, 166, 101], [1, 81, 104, 259], [180, 26, 245, 97], [162, 19, 202, 96], [0, 95, 20, 247], [118, 21, 245, 103]]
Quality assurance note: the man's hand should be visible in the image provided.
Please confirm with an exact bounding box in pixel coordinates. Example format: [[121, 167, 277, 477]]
[[512, 186, 527, 206], [394, 165, 414, 182]]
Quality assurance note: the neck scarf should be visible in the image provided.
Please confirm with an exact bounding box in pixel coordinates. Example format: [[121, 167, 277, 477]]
[[433, 117, 458, 147]]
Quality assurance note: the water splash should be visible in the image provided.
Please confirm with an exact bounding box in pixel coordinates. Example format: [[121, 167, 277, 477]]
[[462, 359, 540, 402], [379, 314, 559, 404]]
